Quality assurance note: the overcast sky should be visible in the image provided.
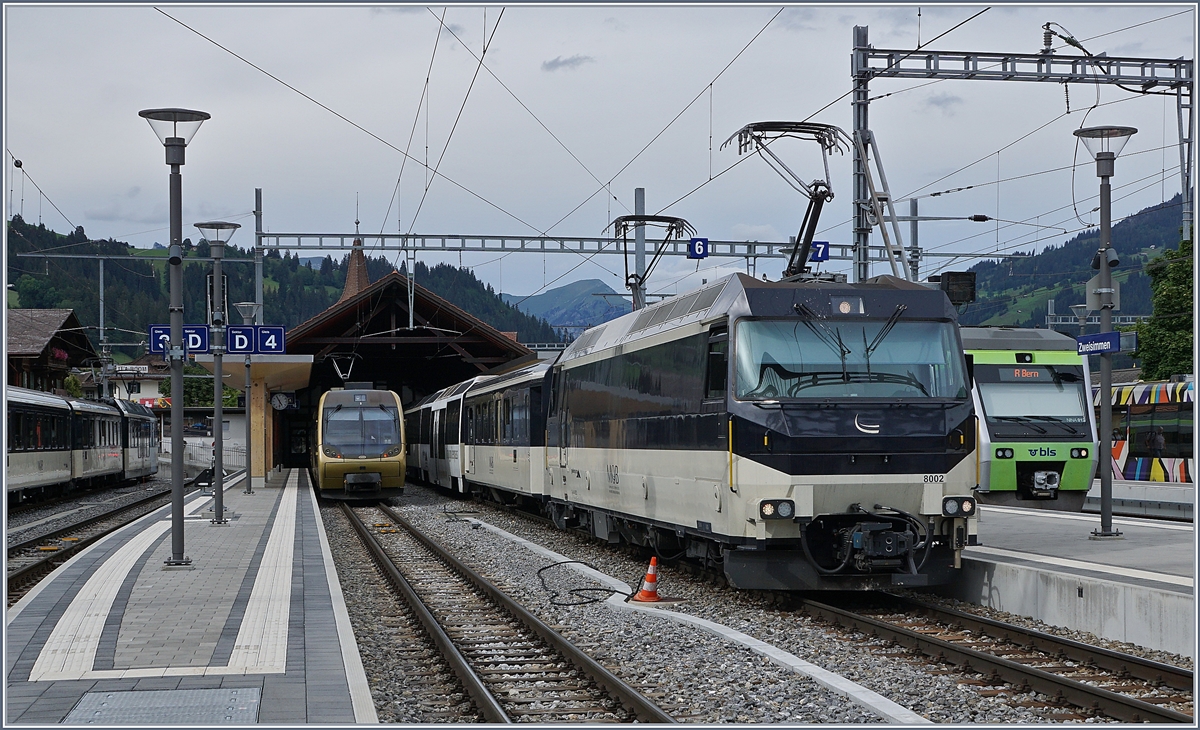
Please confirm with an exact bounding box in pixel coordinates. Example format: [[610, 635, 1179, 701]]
[[4, 3, 1195, 302]]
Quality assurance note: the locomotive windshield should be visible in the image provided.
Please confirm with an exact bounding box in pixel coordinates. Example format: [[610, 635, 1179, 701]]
[[974, 364, 1090, 437], [323, 404, 400, 457], [734, 318, 968, 400]]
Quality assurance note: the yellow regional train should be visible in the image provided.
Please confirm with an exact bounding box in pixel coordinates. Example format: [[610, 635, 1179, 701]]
[[310, 386, 406, 500]]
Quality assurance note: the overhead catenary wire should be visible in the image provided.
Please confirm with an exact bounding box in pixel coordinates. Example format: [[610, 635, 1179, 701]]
[[154, 8, 545, 238]]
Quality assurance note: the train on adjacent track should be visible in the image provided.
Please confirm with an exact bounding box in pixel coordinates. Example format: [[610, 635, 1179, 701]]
[[310, 385, 407, 500], [407, 272, 981, 591], [962, 327, 1100, 511], [5, 386, 159, 498]]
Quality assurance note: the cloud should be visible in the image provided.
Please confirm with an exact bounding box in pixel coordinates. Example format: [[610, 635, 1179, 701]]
[[778, 8, 819, 32], [126, 186, 140, 199], [369, 6, 422, 14], [729, 223, 782, 241], [603, 17, 627, 33], [542, 54, 594, 72], [85, 202, 168, 225], [923, 92, 964, 116]]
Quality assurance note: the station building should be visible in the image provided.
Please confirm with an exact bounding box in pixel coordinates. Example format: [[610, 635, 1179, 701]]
[[196, 239, 533, 489]]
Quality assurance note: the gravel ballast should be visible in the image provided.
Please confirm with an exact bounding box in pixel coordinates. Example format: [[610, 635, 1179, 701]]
[[319, 482, 1188, 723]]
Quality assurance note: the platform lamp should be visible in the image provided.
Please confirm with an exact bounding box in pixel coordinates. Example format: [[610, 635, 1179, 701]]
[[1069, 304, 1090, 337], [1074, 124, 1136, 540], [197, 221, 240, 524], [235, 301, 262, 495], [140, 107, 210, 567]]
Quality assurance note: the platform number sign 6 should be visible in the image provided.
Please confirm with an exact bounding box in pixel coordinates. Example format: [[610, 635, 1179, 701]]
[[687, 237, 710, 260], [809, 241, 830, 263]]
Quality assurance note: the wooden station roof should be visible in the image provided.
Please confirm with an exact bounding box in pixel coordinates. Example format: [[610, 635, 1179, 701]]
[[287, 270, 534, 401]]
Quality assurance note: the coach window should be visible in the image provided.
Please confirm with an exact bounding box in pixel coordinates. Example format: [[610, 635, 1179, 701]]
[[705, 327, 729, 400]]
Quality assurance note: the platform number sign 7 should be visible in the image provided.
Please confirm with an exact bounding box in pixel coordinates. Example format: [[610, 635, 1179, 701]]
[[256, 326, 286, 354], [809, 241, 830, 263]]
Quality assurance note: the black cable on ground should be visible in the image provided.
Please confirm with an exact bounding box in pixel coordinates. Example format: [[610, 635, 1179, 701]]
[[536, 560, 633, 606]]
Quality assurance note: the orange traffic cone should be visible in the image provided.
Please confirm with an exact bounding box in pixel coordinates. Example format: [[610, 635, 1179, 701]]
[[631, 557, 661, 602]]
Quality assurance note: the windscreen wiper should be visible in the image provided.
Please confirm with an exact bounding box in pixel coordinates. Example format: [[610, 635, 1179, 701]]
[[1025, 416, 1082, 435], [794, 303, 850, 379], [862, 304, 908, 374], [991, 415, 1048, 434]]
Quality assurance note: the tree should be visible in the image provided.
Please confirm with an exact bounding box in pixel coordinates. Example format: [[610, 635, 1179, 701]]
[[160, 362, 239, 407], [1132, 237, 1194, 380], [64, 373, 83, 398]]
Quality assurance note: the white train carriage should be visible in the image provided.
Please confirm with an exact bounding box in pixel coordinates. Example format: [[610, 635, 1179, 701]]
[[461, 363, 552, 499], [111, 398, 160, 481], [6, 386, 74, 492], [68, 397, 124, 486], [406, 379, 475, 493]]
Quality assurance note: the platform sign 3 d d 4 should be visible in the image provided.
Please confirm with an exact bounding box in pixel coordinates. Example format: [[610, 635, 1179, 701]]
[[226, 325, 287, 354]]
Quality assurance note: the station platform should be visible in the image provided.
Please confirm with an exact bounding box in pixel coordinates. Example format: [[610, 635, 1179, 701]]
[[5, 469, 375, 725], [946, 502, 1195, 660], [1081, 478, 1194, 521]]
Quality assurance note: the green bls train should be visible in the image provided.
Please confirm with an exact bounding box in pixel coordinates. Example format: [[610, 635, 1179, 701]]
[[962, 327, 1099, 510]]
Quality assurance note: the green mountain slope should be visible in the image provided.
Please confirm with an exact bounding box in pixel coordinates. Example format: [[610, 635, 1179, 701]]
[[6, 217, 560, 351], [957, 194, 1181, 328]]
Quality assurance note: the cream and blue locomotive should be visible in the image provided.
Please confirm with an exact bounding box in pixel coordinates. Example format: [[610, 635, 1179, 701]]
[[407, 273, 979, 590]]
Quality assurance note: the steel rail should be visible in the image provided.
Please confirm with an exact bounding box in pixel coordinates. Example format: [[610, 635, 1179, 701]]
[[801, 598, 1192, 723], [340, 503, 509, 723], [7, 488, 173, 555], [376, 503, 676, 724], [894, 595, 1193, 691]]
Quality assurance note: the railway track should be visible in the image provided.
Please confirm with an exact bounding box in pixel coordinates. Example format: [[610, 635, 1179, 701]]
[[801, 593, 1193, 723], [341, 501, 675, 723], [7, 486, 182, 606]]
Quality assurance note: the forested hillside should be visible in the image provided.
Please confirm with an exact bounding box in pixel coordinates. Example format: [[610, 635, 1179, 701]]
[[958, 195, 1182, 327], [6, 216, 561, 356]]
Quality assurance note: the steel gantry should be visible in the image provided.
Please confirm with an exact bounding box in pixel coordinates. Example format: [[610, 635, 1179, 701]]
[[851, 25, 1195, 282]]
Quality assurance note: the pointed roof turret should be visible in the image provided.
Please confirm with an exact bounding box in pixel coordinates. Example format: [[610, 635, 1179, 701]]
[[337, 212, 371, 304]]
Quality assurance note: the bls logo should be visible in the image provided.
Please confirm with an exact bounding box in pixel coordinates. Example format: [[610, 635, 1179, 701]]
[[1027, 448, 1057, 457]]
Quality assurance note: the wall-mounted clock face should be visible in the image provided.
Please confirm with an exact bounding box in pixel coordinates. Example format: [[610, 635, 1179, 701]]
[[270, 392, 291, 410]]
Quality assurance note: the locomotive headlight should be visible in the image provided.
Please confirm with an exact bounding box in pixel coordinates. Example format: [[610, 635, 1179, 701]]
[[383, 445, 403, 458], [942, 496, 975, 517], [995, 448, 1014, 459], [759, 500, 795, 520], [323, 445, 341, 459], [1070, 448, 1089, 459]]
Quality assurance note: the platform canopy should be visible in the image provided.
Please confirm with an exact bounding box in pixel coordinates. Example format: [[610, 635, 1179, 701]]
[[285, 270, 535, 401], [193, 354, 313, 393]]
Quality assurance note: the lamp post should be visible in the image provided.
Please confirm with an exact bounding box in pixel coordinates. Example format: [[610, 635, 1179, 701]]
[[140, 107, 210, 566], [197, 221, 240, 523], [1074, 125, 1136, 540], [235, 301, 261, 495], [1069, 303, 1090, 337]]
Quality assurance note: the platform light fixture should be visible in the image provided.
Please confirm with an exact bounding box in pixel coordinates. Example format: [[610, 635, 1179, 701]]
[[1073, 124, 1136, 541], [197, 221, 240, 524], [140, 107, 210, 567], [235, 301, 262, 495]]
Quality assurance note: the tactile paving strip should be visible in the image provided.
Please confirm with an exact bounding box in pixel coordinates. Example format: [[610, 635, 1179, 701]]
[[63, 687, 260, 724]]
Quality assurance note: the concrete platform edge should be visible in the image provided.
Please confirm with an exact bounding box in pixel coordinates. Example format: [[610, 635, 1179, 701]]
[[946, 557, 1195, 660], [305, 481, 377, 723]]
